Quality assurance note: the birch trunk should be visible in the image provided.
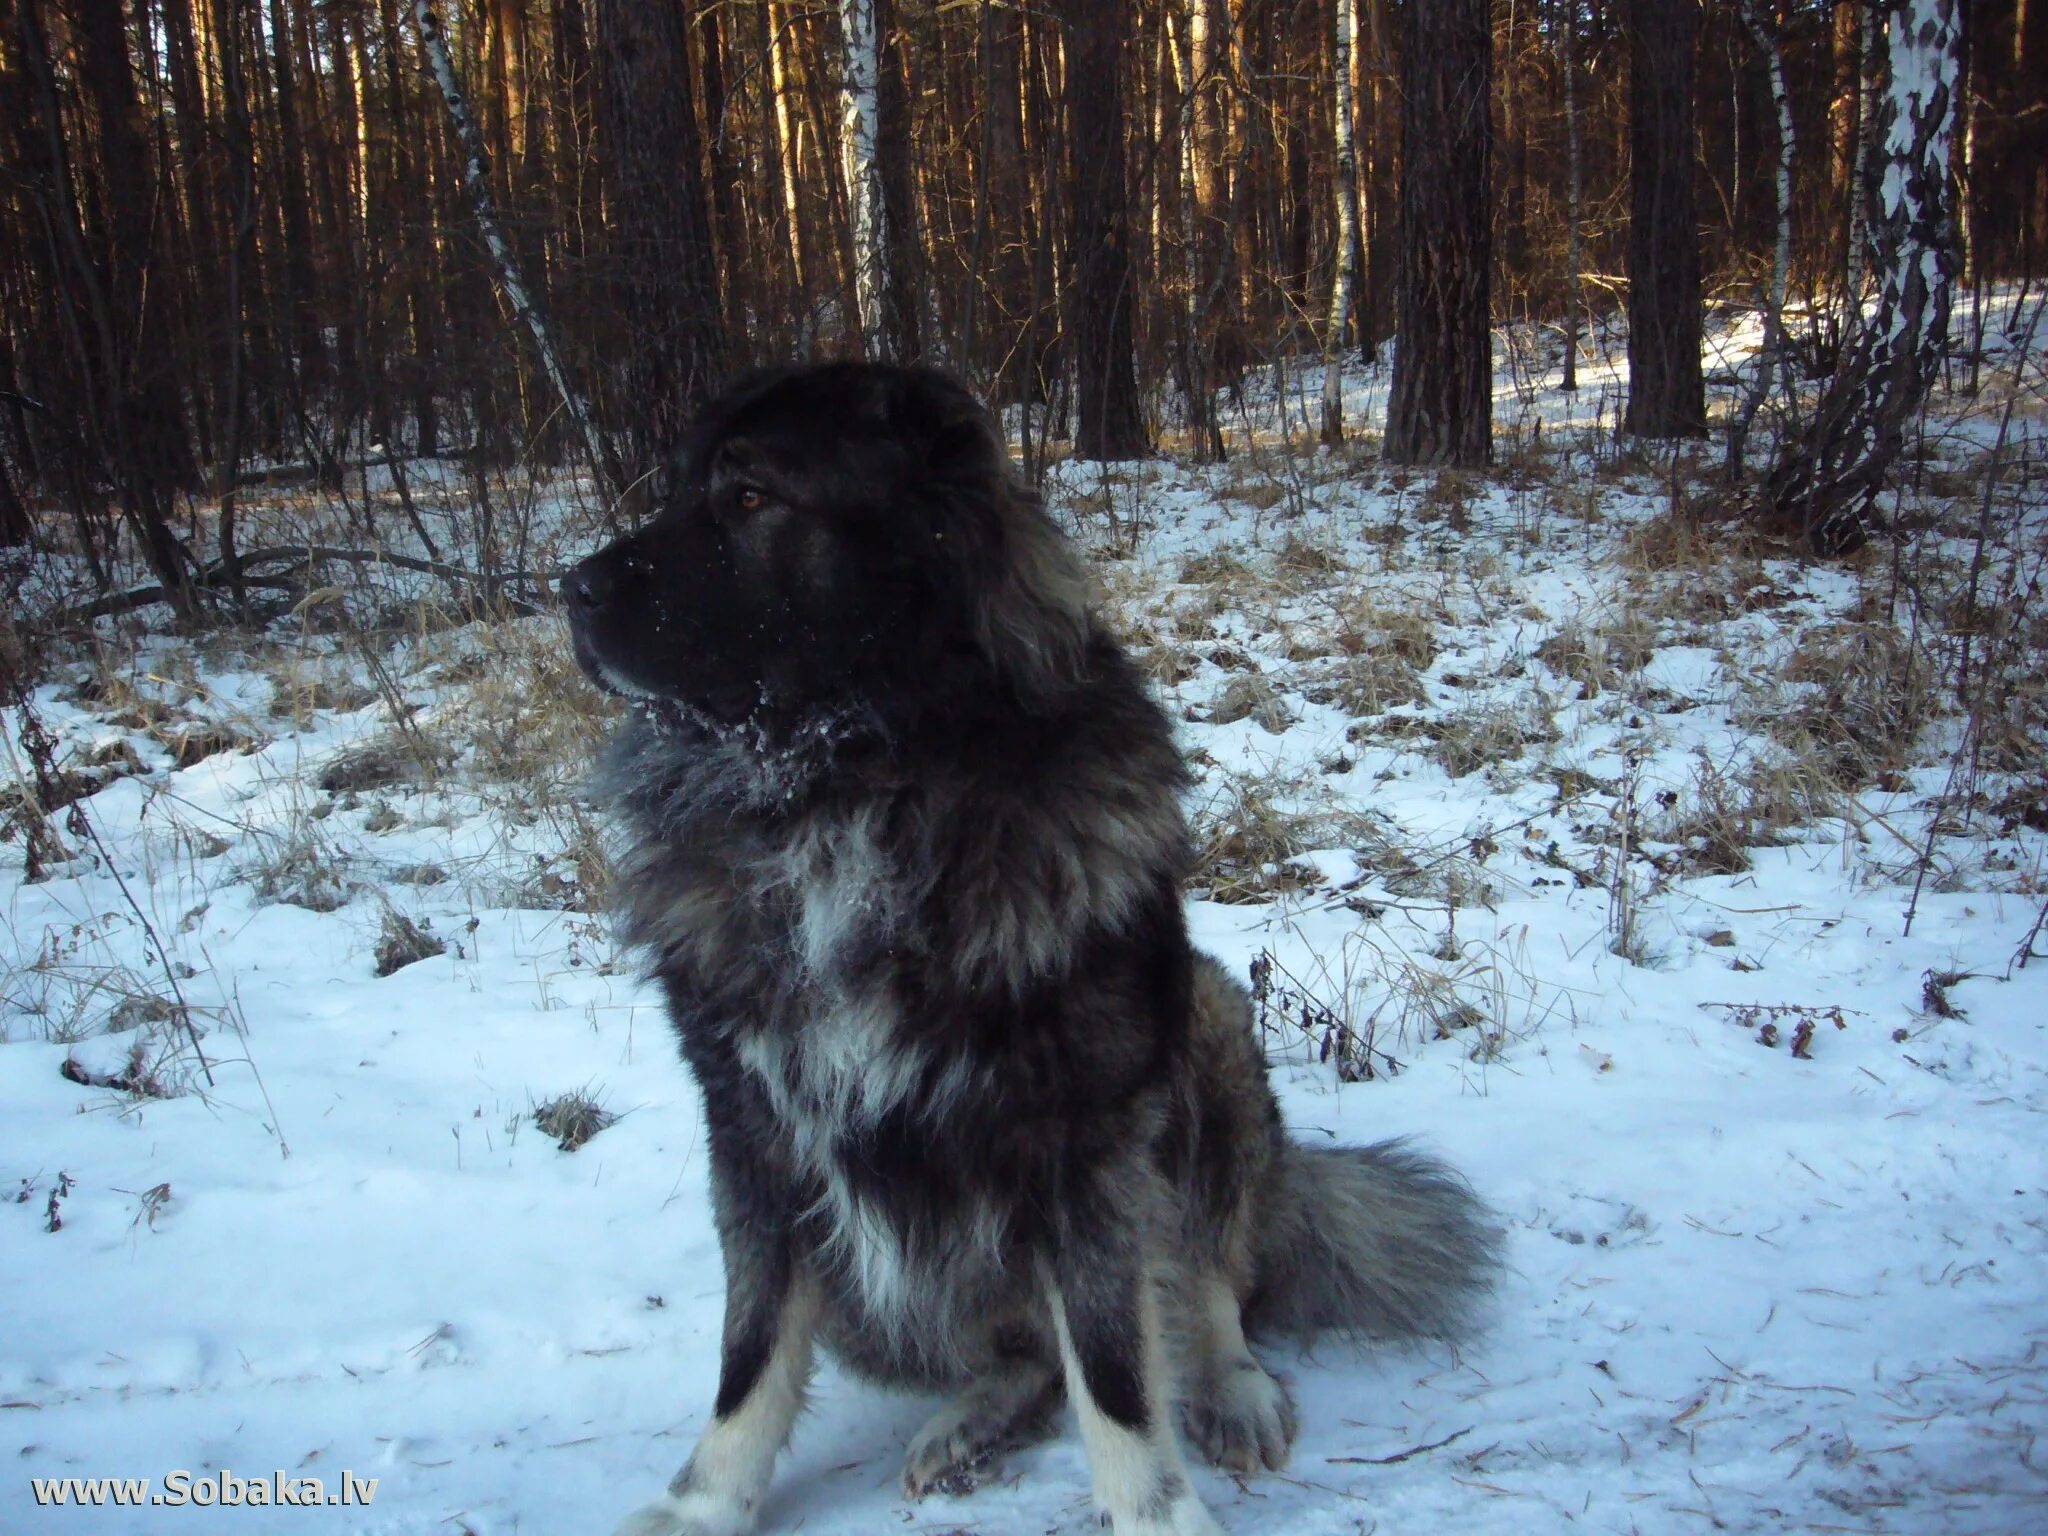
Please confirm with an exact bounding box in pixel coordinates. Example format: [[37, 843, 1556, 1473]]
[[1321, 0, 1357, 444], [411, 0, 614, 492], [1763, 0, 1959, 555], [1560, 0, 1583, 392], [839, 0, 886, 356], [1844, 0, 1880, 320]]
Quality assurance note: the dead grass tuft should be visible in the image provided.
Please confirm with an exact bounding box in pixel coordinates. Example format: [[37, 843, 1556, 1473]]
[[1429, 700, 1559, 779], [1206, 673, 1294, 733], [534, 1088, 617, 1152], [373, 908, 445, 976], [1771, 622, 1935, 786]]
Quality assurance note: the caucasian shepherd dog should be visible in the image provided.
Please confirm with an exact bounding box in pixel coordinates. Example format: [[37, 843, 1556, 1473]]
[[566, 363, 1498, 1536]]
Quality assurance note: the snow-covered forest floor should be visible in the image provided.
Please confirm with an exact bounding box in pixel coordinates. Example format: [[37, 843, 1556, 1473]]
[[4, 306, 2047, 1535]]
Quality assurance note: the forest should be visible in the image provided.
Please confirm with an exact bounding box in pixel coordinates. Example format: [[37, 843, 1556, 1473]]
[[1, 0, 2043, 606]]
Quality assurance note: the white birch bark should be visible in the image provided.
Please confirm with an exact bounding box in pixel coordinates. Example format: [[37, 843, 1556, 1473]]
[[411, 0, 613, 490], [1321, 0, 1357, 443], [1560, 0, 1583, 391], [1764, 0, 1958, 553], [1844, 0, 1879, 319], [839, 0, 887, 357]]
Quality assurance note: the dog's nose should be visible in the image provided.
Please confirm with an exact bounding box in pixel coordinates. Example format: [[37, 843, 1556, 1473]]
[[562, 558, 613, 616]]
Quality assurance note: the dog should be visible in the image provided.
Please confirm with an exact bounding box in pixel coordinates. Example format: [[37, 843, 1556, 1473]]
[[565, 363, 1498, 1536]]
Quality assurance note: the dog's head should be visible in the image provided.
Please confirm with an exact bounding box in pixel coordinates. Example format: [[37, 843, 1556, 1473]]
[[566, 364, 1088, 735]]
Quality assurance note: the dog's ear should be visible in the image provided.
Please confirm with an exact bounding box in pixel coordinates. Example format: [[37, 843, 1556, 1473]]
[[885, 369, 1090, 702], [884, 367, 1004, 482]]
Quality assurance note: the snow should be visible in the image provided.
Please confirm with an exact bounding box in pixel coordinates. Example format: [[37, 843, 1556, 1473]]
[[5, 317, 2048, 1534]]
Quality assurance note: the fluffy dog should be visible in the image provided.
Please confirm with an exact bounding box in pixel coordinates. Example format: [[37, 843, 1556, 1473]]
[[565, 363, 1498, 1536]]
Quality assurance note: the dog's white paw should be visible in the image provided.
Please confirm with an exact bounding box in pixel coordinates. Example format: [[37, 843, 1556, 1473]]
[[610, 1492, 749, 1536], [1112, 1485, 1227, 1536]]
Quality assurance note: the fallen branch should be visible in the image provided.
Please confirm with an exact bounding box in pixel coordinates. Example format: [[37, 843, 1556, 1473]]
[[48, 544, 556, 626]]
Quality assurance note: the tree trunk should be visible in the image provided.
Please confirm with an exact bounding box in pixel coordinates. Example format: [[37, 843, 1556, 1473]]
[[1845, 0, 1879, 317], [1321, 0, 1358, 444], [590, 0, 726, 466], [413, 0, 616, 487], [1384, 0, 1491, 467], [876, 0, 923, 360], [1727, 0, 1793, 479], [1762, 0, 1959, 557], [1054, 0, 1147, 461], [1560, 0, 1583, 393], [839, 0, 887, 354], [1624, 0, 1705, 439]]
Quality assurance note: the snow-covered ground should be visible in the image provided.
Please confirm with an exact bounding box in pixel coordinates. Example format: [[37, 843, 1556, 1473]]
[[4, 317, 2046, 1534]]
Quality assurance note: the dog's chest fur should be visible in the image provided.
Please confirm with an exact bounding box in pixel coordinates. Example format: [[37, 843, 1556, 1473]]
[[727, 808, 995, 1329]]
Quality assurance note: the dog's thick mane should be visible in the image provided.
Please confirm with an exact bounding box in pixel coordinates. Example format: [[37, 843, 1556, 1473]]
[[601, 629, 1190, 1002]]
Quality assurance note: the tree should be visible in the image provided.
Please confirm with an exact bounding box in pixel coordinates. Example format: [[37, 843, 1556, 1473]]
[[1623, 0, 1705, 439], [591, 0, 726, 468], [1726, 0, 1793, 479], [415, 0, 614, 487], [1763, 0, 1960, 557], [840, 0, 886, 353], [1383, 0, 1491, 467], [1054, 0, 1147, 461], [1321, 0, 1358, 444]]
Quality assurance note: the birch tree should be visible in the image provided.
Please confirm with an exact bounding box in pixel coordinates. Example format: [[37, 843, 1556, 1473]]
[[1559, 0, 1583, 393], [1844, 0, 1880, 320], [412, 0, 615, 491], [840, 0, 886, 356], [1320, 0, 1357, 444], [1763, 0, 1959, 556]]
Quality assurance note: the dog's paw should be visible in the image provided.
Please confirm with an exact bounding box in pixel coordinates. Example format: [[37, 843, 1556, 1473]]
[[902, 1419, 1005, 1499], [610, 1492, 749, 1536], [901, 1401, 1030, 1498], [1181, 1360, 1297, 1475], [1112, 1484, 1228, 1536], [902, 1370, 1061, 1499]]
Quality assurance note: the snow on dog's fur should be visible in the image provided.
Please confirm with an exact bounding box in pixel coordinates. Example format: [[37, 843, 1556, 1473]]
[[566, 363, 1500, 1536]]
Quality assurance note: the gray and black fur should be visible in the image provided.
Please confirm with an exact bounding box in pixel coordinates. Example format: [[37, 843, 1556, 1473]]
[[565, 364, 1499, 1536]]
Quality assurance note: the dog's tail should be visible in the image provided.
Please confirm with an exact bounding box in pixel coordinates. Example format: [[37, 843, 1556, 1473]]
[[1247, 1136, 1501, 1342]]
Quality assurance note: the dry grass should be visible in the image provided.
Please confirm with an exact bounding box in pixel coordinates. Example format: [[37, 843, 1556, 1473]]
[[1429, 699, 1560, 780], [1189, 769, 1397, 905], [534, 1088, 617, 1152], [1312, 651, 1425, 716], [1770, 621, 1936, 786], [1205, 672, 1294, 733], [1536, 612, 1657, 696], [373, 908, 445, 977]]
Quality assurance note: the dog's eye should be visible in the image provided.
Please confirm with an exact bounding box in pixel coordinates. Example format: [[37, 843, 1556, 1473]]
[[733, 485, 766, 513]]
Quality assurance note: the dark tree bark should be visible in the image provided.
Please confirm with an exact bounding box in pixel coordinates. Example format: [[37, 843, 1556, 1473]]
[[593, 0, 727, 466], [1053, 0, 1146, 461], [695, 4, 749, 350], [1383, 0, 1491, 467], [875, 0, 923, 362], [265, 0, 323, 392], [1623, 0, 1706, 439], [56, 0, 204, 613], [1762, 0, 1959, 557]]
